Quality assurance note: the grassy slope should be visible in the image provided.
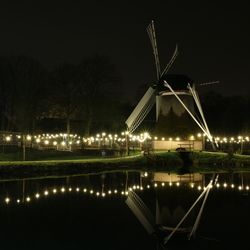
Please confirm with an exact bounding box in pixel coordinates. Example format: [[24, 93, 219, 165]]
[[1, 147, 250, 177]]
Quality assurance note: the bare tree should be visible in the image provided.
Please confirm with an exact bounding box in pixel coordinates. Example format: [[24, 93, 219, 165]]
[[77, 54, 123, 136], [0, 55, 48, 133], [49, 62, 78, 141]]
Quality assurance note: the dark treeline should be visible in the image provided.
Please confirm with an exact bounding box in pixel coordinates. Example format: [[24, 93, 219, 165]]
[[0, 54, 249, 137], [0, 54, 131, 137], [200, 91, 250, 136]]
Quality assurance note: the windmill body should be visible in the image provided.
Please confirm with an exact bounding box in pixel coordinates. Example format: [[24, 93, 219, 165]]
[[157, 74, 195, 118], [155, 74, 197, 138]]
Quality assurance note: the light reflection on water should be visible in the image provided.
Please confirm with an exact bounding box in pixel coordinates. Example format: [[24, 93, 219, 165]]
[[0, 171, 249, 249]]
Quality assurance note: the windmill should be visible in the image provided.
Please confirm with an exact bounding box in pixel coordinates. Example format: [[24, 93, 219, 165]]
[[125, 20, 217, 146]]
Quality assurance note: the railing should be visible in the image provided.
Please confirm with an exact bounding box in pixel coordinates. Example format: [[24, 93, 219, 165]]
[[177, 143, 194, 151]]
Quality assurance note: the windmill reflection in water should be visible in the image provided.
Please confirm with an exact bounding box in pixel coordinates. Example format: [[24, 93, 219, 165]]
[[125, 173, 219, 249]]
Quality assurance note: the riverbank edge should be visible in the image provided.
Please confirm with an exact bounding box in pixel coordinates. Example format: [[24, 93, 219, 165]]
[[0, 151, 250, 178]]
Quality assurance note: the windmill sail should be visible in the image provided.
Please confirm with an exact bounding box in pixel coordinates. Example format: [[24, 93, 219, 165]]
[[125, 87, 156, 134], [161, 44, 179, 76], [164, 174, 218, 244], [147, 20, 161, 81], [164, 81, 210, 137], [125, 189, 156, 235]]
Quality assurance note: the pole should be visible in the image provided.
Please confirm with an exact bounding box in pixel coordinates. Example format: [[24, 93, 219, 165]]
[[241, 139, 243, 155], [23, 135, 26, 161], [203, 134, 205, 151], [126, 132, 129, 156]]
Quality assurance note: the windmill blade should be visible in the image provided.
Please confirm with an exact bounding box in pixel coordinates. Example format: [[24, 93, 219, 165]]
[[161, 44, 179, 76], [125, 87, 156, 134], [147, 20, 161, 80], [125, 189, 156, 235], [194, 81, 219, 87], [188, 174, 219, 240], [164, 174, 217, 244], [164, 81, 212, 138], [188, 84, 213, 136], [187, 83, 217, 150]]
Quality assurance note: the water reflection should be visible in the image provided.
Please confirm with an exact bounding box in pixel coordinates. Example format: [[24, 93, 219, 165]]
[[0, 171, 249, 249]]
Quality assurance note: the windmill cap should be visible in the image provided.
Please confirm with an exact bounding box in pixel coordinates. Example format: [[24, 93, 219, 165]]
[[157, 74, 194, 92]]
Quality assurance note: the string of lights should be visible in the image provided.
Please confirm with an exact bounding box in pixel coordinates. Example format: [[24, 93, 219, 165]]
[[2, 181, 249, 205], [1, 132, 250, 146]]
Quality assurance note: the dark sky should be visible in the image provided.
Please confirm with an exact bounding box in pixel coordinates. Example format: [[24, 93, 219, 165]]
[[1, 0, 249, 103]]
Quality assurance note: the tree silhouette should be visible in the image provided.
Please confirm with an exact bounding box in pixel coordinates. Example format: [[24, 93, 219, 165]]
[[0, 55, 48, 133], [76, 54, 123, 136], [49, 62, 78, 141]]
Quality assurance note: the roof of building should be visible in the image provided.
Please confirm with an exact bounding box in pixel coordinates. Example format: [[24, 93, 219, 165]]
[[156, 74, 194, 93]]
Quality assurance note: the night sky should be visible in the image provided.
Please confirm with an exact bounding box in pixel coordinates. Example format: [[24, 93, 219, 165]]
[[1, 1, 249, 103]]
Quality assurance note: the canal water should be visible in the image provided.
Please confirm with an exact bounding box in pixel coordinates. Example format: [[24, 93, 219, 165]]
[[0, 171, 249, 250]]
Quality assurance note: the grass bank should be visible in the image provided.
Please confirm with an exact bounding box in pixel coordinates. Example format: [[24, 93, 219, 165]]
[[191, 151, 250, 166], [1, 147, 250, 179], [0, 149, 182, 178]]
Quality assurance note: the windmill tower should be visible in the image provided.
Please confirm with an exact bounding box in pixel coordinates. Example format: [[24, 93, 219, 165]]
[[126, 20, 215, 144], [155, 74, 197, 138]]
